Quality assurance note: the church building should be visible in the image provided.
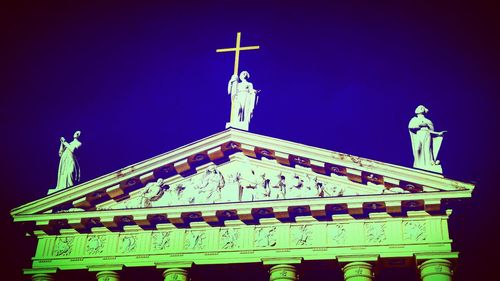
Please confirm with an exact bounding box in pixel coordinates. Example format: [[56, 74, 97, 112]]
[[10, 33, 474, 281]]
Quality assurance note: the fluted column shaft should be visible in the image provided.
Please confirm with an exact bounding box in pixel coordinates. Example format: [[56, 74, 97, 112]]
[[342, 262, 374, 281], [419, 259, 453, 281], [163, 268, 188, 281], [32, 274, 54, 281], [269, 264, 298, 281], [96, 271, 120, 281]]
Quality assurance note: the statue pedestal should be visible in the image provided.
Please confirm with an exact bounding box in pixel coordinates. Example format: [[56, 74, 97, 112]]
[[416, 164, 443, 174], [47, 188, 60, 195], [226, 122, 249, 131]]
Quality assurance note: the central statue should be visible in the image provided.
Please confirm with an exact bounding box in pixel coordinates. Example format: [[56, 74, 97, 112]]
[[216, 32, 261, 131], [227, 71, 259, 129]]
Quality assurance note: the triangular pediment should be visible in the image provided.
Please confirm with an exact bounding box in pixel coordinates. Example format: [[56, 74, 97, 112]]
[[11, 129, 474, 220], [98, 155, 418, 212]]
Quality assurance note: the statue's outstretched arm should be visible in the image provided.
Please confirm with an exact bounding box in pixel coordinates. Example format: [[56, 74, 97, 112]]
[[58, 142, 65, 157], [227, 75, 238, 94], [430, 130, 447, 136]]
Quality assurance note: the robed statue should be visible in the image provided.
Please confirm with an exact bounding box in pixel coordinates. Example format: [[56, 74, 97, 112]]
[[227, 71, 260, 130], [408, 105, 446, 173], [55, 130, 82, 191]]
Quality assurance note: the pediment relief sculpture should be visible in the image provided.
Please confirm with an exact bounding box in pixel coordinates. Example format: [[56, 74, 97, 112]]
[[98, 161, 414, 211]]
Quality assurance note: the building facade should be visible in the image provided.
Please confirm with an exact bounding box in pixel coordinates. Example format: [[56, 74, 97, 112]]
[[11, 129, 474, 281]]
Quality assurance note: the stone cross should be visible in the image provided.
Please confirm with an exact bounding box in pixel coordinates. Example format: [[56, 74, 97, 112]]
[[216, 32, 260, 76]]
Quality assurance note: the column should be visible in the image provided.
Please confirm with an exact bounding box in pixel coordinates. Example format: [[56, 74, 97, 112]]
[[269, 264, 298, 281], [96, 271, 120, 281], [419, 259, 453, 281], [163, 268, 188, 281], [31, 274, 54, 281], [342, 262, 374, 281]]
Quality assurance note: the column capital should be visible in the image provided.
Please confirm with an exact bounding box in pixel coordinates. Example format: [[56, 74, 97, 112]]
[[156, 262, 193, 269], [342, 262, 374, 281], [88, 265, 124, 272], [96, 271, 120, 281], [262, 257, 303, 265], [162, 268, 188, 281], [414, 252, 458, 264], [269, 264, 298, 281], [337, 255, 379, 265], [31, 274, 55, 281], [419, 259, 453, 281]]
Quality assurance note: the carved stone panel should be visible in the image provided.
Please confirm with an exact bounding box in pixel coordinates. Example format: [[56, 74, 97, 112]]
[[328, 224, 346, 245], [403, 221, 427, 241], [119, 235, 137, 254], [255, 226, 277, 248], [291, 225, 313, 246], [184, 230, 206, 250], [152, 231, 171, 251], [220, 228, 240, 249], [53, 237, 74, 256], [100, 160, 405, 211], [365, 222, 387, 243], [86, 235, 106, 255]]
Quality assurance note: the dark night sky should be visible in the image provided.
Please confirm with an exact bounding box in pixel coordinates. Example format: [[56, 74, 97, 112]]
[[1, 1, 499, 280]]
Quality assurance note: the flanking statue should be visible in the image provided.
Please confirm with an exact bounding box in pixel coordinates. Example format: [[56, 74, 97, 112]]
[[408, 105, 446, 173], [53, 130, 82, 193]]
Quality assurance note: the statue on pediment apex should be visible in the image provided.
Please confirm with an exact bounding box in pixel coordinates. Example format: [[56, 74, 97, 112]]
[[55, 130, 82, 192], [408, 105, 447, 173], [227, 71, 260, 130]]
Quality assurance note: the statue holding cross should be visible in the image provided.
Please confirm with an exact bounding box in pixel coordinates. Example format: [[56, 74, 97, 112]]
[[216, 32, 261, 131]]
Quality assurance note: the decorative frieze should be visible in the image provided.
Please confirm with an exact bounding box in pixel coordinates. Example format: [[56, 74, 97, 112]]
[[365, 223, 387, 244], [329, 224, 347, 245], [255, 226, 277, 248], [32, 214, 452, 270], [86, 235, 106, 255], [184, 230, 206, 251], [118, 235, 137, 254], [291, 225, 313, 246], [152, 231, 171, 251], [220, 228, 240, 249], [403, 221, 427, 242], [53, 237, 74, 256]]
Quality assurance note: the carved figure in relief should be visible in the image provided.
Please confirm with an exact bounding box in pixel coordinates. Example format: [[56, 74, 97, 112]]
[[86, 235, 105, 255], [220, 228, 239, 249], [185, 231, 206, 250], [55, 130, 82, 191], [292, 225, 312, 246], [152, 232, 171, 250], [254, 172, 270, 200], [302, 175, 322, 198], [268, 172, 286, 199], [329, 224, 346, 244], [221, 172, 241, 202], [365, 223, 387, 243], [285, 173, 305, 199], [174, 180, 194, 205], [54, 237, 74, 256], [403, 221, 427, 241], [120, 235, 137, 253], [255, 226, 277, 247], [382, 187, 410, 194], [197, 165, 225, 203], [116, 178, 169, 209], [240, 168, 260, 201], [408, 105, 446, 173], [139, 178, 169, 207]]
